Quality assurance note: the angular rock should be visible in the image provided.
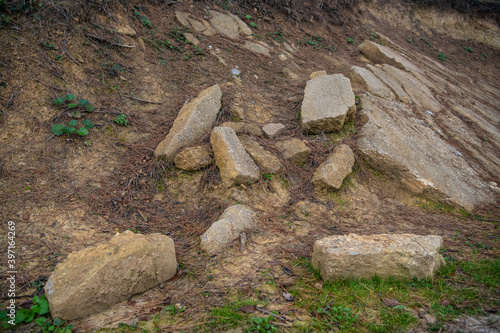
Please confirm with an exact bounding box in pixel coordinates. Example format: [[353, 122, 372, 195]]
[[45, 231, 177, 320], [176, 11, 215, 36], [312, 144, 355, 191], [210, 127, 260, 187], [357, 95, 495, 209], [349, 66, 394, 99], [301, 74, 356, 134], [366, 64, 411, 103], [243, 41, 271, 57], [227, 13, 252, 35], [184, 32, 199, 46], [116, 25, 136, 37], [201, 205, 256, 254], [155, 84, 222, 161], [262, 123, 286, 138], [174, 146, 213, 171], [276, 138, 310, 166], [221, 122, 263, 136], [175, 11, 191, 27], [239, 136, 283, 174], [209, 10, 247, 39], [310, 70, 327, 79], [359, 40, 410, 71], [312, 234, 445, 281]]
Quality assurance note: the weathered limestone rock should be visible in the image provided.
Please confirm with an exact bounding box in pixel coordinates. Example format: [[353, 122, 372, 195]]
[[201, 205, 256, 254], [312, 144, 355, 191], [357, 95, 495, 210], [366, 64, 411, 103], [359, 40, 410, 71], [227, 13, 252, 35], [301, 74, 356, 134], [209, 10, 250, 39], [45, 231, 177, 320], [221, 122, 263, 136], [239, 136, 283, 174], [184, 32, 199, 46], [155, 84, 222, 161], [312, 233, 445, 281], [310, 70, 327, 79], [210, 127, 260, 187], [349, 66, 394, 99], [243, 41, 271, 57], [174, 146, 213, 171], [176, 11, 215, 36], [116, 25, 136, 37], [262, 123, 286, 138], [276, 139, 310, 166]]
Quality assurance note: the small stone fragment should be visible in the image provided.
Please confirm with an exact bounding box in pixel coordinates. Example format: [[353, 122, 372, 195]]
[[276, 139, 311, 166], [312, 144, 355, 191], [262, 123, 286, 138], [174, 146, 213, 171], [239, 136, 283, 174], [116, 25, 136, 37]]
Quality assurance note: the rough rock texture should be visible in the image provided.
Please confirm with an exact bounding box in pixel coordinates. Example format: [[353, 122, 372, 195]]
[[208, 10, 251, 39], [174, 146, 213, 171], [357, 95, 495, 210], [312, 144, 355, 191], [221, 122, 263, 136], [301, 74, 356, 134], [155, 84, 222, 160], [116, 25, 136, 37], [276, 139, 311, 166], [184, 33, 199, 46], [211, 127, 260, 187], [366, 64, 411, 103], [243, 41, 271, 57], [45, 231, 177, 320], [176, 11, 215, 36], [349, 66, 394, 99], [201, 205, 256, 254], [312, 233, 445, 281], [262, 123, 286, 138], [239, 136, 283, 174], [359, 40, 410, 71]]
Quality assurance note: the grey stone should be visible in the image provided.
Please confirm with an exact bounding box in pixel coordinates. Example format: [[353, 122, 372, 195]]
[[357, 95, 495, 210], [276, 138, 311, 166], [301, 74, 356, 134], [312, 233, 445, 281], [201, 205, 256, 254], [174, 146, 213, 171], [210, 127, 260, 187], [45, 231, 177, 320], [349, 66, 395, 99], [239, 136, 283, 174], [155, 84, 222, 161], [262, 123, 286, 138], [208, 10, 243, 39], [312, 144, 355, 191]]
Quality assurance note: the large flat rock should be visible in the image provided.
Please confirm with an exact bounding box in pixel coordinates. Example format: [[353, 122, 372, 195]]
[[211, 126, 260, 187], [201, 205, 256, 254], [357, 95, 495, 210], [155, 84, 222, 161], [301, 74, 355, 134], [349, 66, 395, 100], [312, 233, 445, 281], [45, 231, 177, 320], [208, 10, 251, 39]]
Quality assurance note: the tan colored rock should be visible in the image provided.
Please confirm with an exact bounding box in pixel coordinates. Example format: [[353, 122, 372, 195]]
[[184, 33, 199, 46], [366, 64, 411, 103], [155, 84, 222, 161], [211, 127, 260, 187], [175, 11, 190, 27], [45, 231, 177, 320], [227, 13, 252, 35], [349, 66, 394, 99], [201, 205, 256, 254], [243, 41, 271, 57], [312, 233, 445, 281], [239, 136, 283, 174], [357, 95, 495, 210], [312, 144, 355, 191], [262, 123, 286, 138], [221, 122, 263, 136], [310, 70, 327, 79], [174, 146, 213, 171], [276, 138, 310, 166], [208, 10, 242, 39], [359, 40, 411, 71], [301, 74, 356, 134], [116, 25, 136, 37]]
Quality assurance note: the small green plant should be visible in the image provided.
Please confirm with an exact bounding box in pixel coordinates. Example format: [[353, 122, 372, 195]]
[[0, 14, 10, 28], [437, 52, 447, 62], [55, 54, 63, 61], [482, 53, 487, 58], [347, 37, 354, 43], [141, 16, 152, 28], [165, 304, 185, 315], [114, 114, 129, 126], [52, 94, 95, 112], [245, 14, 252, 19], [51, 118, 94, 137], [248, 316, 277, 332], [40, 40, 56, 50], [317, 305, 359, 330], [464, 46, 473, 53], [51, 94, 95, 137], [263, 173, 274, 180]]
